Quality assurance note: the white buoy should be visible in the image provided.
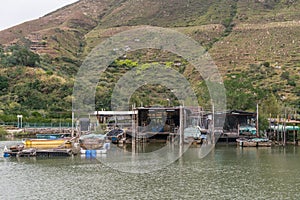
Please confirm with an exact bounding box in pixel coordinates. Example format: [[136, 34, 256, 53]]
[[3, 146, 10, 157], [103, 142, 110, 150]]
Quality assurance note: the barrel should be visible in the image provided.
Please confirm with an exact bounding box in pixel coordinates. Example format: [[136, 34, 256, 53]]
[[85, 149, 96, 158], [91, 150, 97, 157], [3, 152, 10, 158], [103, 143, 110, 150]]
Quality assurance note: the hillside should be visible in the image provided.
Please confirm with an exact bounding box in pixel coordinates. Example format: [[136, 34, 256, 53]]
[[0, 0, 299, 121]]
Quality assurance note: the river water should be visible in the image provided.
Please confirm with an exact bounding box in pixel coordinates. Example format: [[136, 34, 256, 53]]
[[1, 140, 300, 200]]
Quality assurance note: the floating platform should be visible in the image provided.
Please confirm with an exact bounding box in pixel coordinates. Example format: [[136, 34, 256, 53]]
[[4, 145, 75, 157]]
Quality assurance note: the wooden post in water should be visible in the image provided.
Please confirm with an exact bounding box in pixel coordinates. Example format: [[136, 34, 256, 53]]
[[71, 111, 74, 137], [212, 103, 215, 144], [296, 129, 298, 146], [283, 123, 286, 146], [132, 106, 136, 153], [281, 119, 284, 145], [283, 108, 287, 147], [256, 103, 259, 137], [179, 105, 184, 146], [276, 115, 279, 144], [293, 123, 296, 145]]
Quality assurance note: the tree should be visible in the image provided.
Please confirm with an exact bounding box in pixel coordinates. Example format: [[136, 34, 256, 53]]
[[224, 74, 257, 110], [281, 71, 289, 80], [0, 76, 9, 93], [260, 93, 280, 117], [13, 47, 40, 67], [3, 45, 40, 67], [259, 114, 269, 134]]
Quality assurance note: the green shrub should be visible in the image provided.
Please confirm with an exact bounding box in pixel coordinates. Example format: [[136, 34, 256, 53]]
[[0, 127, 8, 136], [262, 62, 270, 67]]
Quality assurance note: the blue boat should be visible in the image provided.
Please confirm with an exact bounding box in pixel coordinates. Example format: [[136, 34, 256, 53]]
[[105, 129, 124, 144]]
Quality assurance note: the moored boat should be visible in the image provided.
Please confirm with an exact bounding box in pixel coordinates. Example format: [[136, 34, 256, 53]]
[[79, 134, 105, 149], [237, 138, 272, 147], [184, 126, 207, 144], [80, 142, 110, 155], [105, 129, 124, 144]]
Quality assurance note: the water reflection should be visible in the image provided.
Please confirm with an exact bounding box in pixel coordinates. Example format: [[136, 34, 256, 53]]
[[1, 141, 300, 199]]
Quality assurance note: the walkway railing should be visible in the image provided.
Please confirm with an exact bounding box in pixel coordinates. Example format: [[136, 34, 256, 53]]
[[0, 122, 73, 128]]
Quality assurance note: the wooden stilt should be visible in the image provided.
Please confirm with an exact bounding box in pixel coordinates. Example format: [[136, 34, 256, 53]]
[[179, 105, 184, 146], [132, 107, 136, 153], [212, 103, 215, 144]]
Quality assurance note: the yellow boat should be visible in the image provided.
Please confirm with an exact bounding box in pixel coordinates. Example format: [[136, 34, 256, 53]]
[[22, 138, 72, 149]]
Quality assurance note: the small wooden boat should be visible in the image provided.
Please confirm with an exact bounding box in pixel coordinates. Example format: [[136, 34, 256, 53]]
[[252, 138, 272, 147], [80, 142, 110, 155], [79, 134, 105, 149], [237, 139, 257, 147], [237, 138, 272, 147], [184, 127, 203, 144]]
